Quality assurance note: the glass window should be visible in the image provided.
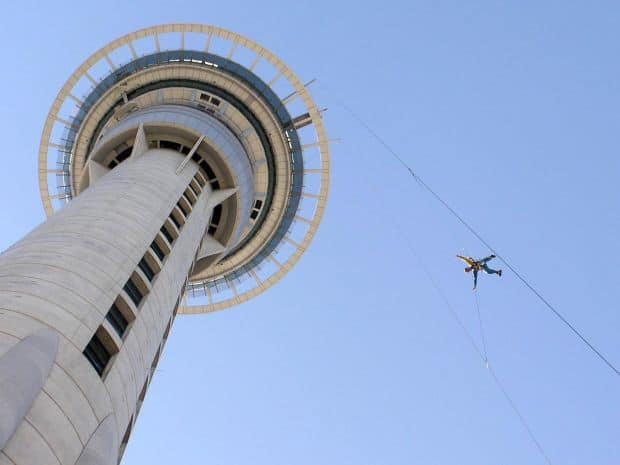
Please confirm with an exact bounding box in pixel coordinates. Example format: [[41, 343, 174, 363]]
[[150, 241, 166, 262], [123, 278, 143, 307], [211, 204, 222, 225], [160, 225, 174, 245], [194, 172, 206, 187], [177, 200, 189, 218], [106, 303, 129, 338], [138, 257, 156, 282], [189, 180, 201, 197], [183, 192, 195, 207], [184, 189, 196, 206], [83, 332, 112, 376], [169, 213, 182, 230]]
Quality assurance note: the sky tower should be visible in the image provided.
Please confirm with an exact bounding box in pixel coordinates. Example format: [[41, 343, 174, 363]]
[[0, 24, 329, 465]]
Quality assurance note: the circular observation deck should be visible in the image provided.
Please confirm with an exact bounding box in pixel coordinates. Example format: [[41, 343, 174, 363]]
[[38, 24, 330, 313]]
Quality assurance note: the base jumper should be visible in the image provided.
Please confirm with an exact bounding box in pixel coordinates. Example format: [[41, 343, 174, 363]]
[[457, 254, 502, 290]]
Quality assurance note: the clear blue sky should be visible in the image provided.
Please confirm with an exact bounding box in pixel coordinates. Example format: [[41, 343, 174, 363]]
[[0, 1, 618, 464]]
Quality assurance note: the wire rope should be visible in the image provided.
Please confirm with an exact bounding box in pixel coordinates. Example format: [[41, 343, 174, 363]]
[[344, 120, 554, 464], [474, 291, 489, 363], [336, 101, 620, 378], [406, 246, 553, 465]]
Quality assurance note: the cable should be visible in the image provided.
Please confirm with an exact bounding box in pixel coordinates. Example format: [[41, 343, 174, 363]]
[[347, 127, 554, 464], [474, 291, 489, 363], [406, 245, 553, 465], [337, 101, 620, 378]]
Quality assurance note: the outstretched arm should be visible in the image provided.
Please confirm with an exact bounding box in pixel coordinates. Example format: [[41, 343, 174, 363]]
[[457, 255, 475, 267]]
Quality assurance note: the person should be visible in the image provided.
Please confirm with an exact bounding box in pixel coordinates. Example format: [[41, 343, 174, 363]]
[[456, 254, 502, 290]]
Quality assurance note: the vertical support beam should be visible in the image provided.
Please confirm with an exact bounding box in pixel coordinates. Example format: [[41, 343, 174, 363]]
[[176, 135, 204, 174], [128, 42, 138, 59]]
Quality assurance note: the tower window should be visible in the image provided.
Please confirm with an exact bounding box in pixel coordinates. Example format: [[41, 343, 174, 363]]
[[123, 278, 143, 307], [194, 172, 206, 187], [83, 331, 113, 376], [211, 204, 222, 225], [177, 200, 189, 217], [116, 147, 132, 163], [184, 188, 196, 205], [150, 240, 166, 262], [169, 213, 182, 230], [189, 179, 201, 197], [199, 161, 216, 180], [106, 303, 129, 338], [159, 140, 181, 152], [160, 224, 174, 245], [138, 257, 156, 282]]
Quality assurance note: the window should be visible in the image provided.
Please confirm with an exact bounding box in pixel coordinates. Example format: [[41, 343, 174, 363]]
[[189, 179, 201, 196], [83, 332, 113, 376], [176, 200, 189, 217], [160, 224, 174, 244], [199, 160, 216, 181], [169, 213, 182, 230], [123, 278, 143, 307], [211, 204, 222, 226], [250, 210, 258, 220], [138, 257, 156, 282], [183, 192, 195, 207], [106, 303, 129, 338], [160, 140, 181, 152], [184, 188, 196, 205], [150, 240, 166, 262], [194, 172, 206, 187], [116, 147, 132, 163]]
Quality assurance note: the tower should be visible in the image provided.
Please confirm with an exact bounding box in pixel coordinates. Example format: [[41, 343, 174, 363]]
[[0, 24, 329, 465]]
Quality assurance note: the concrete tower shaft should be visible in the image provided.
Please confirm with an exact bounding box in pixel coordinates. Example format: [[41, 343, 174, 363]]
[[0, 24, 329, 465], [0, 145, 226, 464]]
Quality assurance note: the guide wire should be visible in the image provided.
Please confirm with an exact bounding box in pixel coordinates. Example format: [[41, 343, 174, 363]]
[[345, 125, 553, 464], [406, 245, 553, 465], [336, 100, 620, 378], [474, 291, 489, 364]]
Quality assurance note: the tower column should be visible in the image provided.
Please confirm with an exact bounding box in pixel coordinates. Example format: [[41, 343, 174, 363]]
[[6, 23, 330, 465], [0, 149, 217, 465]]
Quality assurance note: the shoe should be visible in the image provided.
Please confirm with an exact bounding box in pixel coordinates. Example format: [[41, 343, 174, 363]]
[[498, 270, 502, 277], [490, 254, 496, 258]]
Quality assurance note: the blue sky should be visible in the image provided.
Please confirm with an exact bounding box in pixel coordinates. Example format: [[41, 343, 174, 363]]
[[0, 1, 618, 464]]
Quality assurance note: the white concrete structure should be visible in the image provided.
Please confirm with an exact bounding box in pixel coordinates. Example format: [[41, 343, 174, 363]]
[[0, 24, 329, 465]]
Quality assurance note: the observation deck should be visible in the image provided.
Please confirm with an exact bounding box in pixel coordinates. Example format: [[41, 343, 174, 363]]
[[38, 24, 330, 313]]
